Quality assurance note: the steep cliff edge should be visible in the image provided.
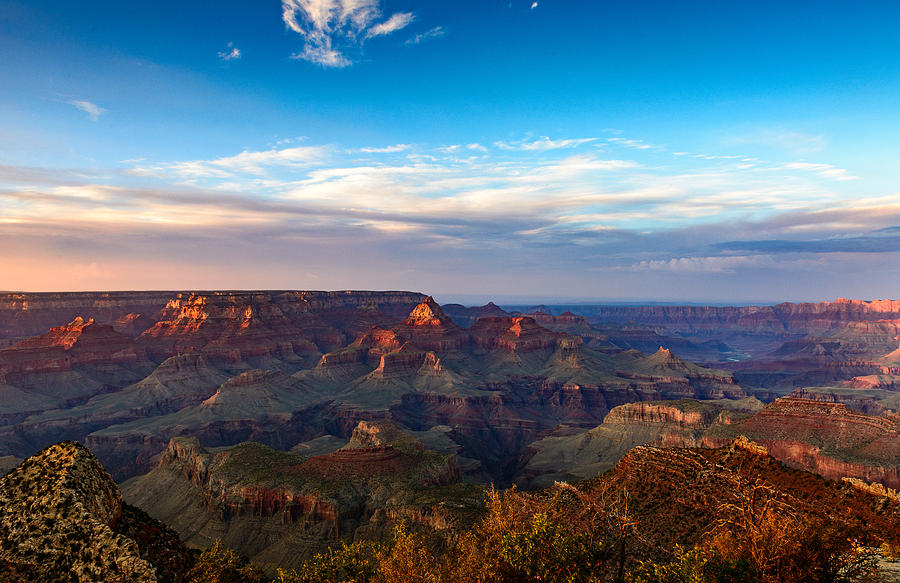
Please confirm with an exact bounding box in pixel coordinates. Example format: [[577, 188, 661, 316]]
[[0, 292, 175, 341]]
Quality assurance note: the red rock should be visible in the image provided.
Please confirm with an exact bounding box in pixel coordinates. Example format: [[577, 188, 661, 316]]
[[370, 342, 428, 378], [138, 291, 425, 362], [0, 317, 146, 378], [470, 316, 560, 352], [713, 398, 900, 488], [394, 298, 468, 353]]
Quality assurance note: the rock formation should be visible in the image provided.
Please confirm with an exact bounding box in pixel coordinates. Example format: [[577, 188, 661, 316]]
[[706, 397, 900, 488], [0, 441, 191, 582], [575, 438, 900, 553], [122, 421, 469, 571], [514, 399, 745, 488]]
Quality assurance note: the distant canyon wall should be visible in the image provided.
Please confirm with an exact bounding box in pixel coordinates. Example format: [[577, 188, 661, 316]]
[[585, 298, 900, 336], [0, 290, 427, 340]]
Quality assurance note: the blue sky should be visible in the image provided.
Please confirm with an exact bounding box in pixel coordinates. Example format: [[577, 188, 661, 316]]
[[1, 0, 900, 302]]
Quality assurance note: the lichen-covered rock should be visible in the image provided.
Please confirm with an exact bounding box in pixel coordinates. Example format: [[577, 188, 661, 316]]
[[0, 441, 157, 582]]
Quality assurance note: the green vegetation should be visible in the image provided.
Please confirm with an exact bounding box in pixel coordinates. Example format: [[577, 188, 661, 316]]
[[216, 442, 307, 483], [186, 541, 267, 583], [184, 477, 887, 583]]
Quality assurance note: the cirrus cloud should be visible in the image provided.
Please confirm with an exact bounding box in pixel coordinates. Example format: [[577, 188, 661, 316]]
[[282, 0, 414, 67], [69, 100, 106, 122]]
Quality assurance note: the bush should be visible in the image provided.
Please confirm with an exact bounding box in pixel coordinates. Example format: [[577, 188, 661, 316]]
[[627, 545, 757, 583], [707, 481, 880, 583], [186, 540, 266, 583], [276, 540, 381, 583], [448, 487, 612, 583]]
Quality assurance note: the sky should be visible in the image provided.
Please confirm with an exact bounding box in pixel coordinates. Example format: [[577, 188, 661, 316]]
[[1, 0, 900, 303]]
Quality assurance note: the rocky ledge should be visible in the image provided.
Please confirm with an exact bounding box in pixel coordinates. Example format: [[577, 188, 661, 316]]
[[0, 441, 190, 582]]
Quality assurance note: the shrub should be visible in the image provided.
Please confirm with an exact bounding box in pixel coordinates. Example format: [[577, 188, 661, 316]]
[[707, 481, 880, 583], [627, 545, 757, 583], [447, 487, 612, 583], [276, 540, 381, 583], [186, 540, 266, 583], [376, 523, 441, 583]]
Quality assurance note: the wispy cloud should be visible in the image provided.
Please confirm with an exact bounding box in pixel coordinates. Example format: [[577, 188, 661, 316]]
[[494, 136, 598, 151], [366, 12, 414, 39], [129, 145, 330, 180], [217, 42, 242, 61], [405, 26, 446, 45], [281, 0, 414, 67], [3, 133, 888, 298], [725, 129, 827, 154], [69, 100, 106, 122], [606, 137, 657, 150], [626, 255, 777, 273], [358, 144, 410, 153], [782, 162, 857, 181]]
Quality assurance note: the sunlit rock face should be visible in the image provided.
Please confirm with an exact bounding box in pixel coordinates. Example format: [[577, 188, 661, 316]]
[[394, 296, 469, 353], [137, 290, 427, 362]]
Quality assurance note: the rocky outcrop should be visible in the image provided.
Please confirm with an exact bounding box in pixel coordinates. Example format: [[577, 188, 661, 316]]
[[370, 342, 430, 379], [603, 399, 721, 428], [470, 316, 560, 352], [708, 398, 900, 488], [394, 297, 468, 353], [124, 422, 463, 571], [0, 441, 191, 582]]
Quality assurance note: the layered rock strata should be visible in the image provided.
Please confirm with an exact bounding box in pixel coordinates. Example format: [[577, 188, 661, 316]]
[[123, 421, 468, 571]]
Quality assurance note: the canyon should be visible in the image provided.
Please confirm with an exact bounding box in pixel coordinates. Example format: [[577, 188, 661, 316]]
[[0, 290, 899, 573]]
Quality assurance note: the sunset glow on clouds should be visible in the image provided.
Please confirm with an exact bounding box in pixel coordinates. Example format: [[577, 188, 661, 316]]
[[2, 0, 900, 300], [3, 133, 899, 300]]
